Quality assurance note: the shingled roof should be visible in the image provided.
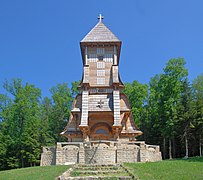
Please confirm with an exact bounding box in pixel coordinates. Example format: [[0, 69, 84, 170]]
[[81, 21, 120, 43]]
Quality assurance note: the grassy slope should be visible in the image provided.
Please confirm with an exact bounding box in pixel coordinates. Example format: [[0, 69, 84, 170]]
[[0, 165, 69, 180], [125, 156, 203, 180], [0, 157, 202, 180]]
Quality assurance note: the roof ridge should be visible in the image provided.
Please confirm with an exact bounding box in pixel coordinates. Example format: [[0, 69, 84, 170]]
[[81, 21, 120, 43]]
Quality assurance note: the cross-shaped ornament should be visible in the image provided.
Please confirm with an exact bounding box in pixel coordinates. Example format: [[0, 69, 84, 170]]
[[97, 99, 104, 108], [98, 14, 104, 22]]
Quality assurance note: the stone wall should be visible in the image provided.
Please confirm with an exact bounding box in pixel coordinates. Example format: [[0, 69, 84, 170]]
[[117, 143, 140, 163], [56, 143, 81, 165], [84, 143, 116, 164], [40, 141, 162, 166], [40, 146, 56, 166], [140, 143, 162, 162]]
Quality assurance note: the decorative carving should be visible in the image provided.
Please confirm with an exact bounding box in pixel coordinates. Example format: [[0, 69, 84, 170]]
[[113, 128, 120, 140], [80, 126, 90, 142], [97, 99, 104, 108]]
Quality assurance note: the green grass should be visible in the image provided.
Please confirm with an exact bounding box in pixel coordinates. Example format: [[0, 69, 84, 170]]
[[124, 156, 203, 180], [0, 157, 202, 180], [0, 165, 69, 180]]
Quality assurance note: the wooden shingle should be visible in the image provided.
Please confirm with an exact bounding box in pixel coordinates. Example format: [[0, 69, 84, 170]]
[[81, 21, 121, 43]]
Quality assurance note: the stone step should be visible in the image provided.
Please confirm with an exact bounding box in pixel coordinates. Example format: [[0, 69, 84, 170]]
[[72, 170, 125, 175], [65, 176, 132, 180], [76, 164, 117, 167], [74, 166, 120, 170], [57, 164, 135, 180]]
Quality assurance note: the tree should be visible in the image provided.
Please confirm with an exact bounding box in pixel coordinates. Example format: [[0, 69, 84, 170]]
[[192, 74, 203, 156], [123, 80, 148, 131], [0, 94, 12, 170], [2, 79, 42, 168], [0, 80, 74, 170], [159, 58, 188, 159], [39, 97, 55, 146], [49, 83, 72, 142], [71, 81, 80, 98], [146, 75, 163, 146], [176, 78, 193, 158]]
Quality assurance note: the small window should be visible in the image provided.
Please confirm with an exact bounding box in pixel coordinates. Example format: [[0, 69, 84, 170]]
[[97, 48, 105, 54], [97, 78, 105, 85], [97, 62, 105, 68], [97, 70, 105, 76], [98, 55, 104, 61], [88, 54, 97, 62], [96, 129, 108, 135], [104, 54, 113, 62], [97, 89, 107, 93]]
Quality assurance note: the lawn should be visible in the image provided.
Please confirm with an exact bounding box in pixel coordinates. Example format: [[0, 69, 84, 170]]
[[124, 156, 203, 180], [0, 165, 69, 180], [0, 157, 202, 180]]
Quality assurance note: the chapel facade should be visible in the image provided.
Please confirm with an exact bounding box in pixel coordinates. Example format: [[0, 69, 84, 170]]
[[40, 16, 162, 165], [61, 15, 142, 142]]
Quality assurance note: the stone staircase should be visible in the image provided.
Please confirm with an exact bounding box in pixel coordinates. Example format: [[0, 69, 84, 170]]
[[57, 164, 135, 180]]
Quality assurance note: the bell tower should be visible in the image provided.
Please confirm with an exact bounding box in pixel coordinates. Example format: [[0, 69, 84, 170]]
[[61, 15, 142, 142], [40, 16, 162, 166]]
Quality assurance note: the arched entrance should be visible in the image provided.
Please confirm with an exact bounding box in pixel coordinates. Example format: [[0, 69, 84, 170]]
[[90, 122, 112, 140]]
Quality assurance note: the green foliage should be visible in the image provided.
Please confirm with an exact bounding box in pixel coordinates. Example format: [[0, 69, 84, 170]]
[[3, 78, 22, 96], [71, 81, 80, 97], [1, 79, 42, 168], [143, 58, 190, 158], [123, 80, 148, 128], [192, 74, 203, 129], [0, 80, 74, 170], [160, 58, 188, 137], [49, 83, 72, 142], [143, 75, 162, 143], [39, 97, 55, 146], [192, 74, 203, 155]]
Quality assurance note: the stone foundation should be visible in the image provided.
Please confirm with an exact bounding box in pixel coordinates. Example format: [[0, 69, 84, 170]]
[[40, 141, 162, 166], [40, 146, 56, 166]]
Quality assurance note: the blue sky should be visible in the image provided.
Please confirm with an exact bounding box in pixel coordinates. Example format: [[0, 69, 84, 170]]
[[0, 0, 203, 97]]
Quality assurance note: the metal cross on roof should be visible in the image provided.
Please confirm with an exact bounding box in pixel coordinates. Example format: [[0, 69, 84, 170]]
[[98, 14, 104, 22], [97, 99, 104, 108]]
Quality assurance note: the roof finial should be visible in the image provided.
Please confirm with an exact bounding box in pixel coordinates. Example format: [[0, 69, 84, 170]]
[[98, 14, 104, 22]]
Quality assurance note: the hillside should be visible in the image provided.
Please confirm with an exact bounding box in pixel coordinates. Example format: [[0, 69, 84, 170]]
[[125, 156, 203, 180], [0, 165, 69, 180], [0, 157, 202, 180]]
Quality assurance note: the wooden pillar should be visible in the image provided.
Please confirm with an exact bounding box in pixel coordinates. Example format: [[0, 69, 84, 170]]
[[80, 90, 88, 126], [113, 90, 120, 126], [85, 46, 88, 65], [113, 46, 117, 65]]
